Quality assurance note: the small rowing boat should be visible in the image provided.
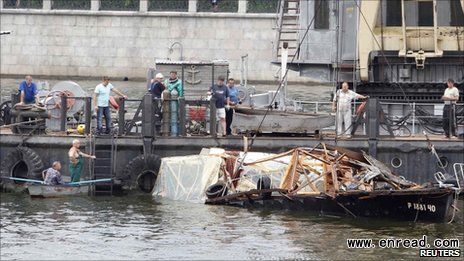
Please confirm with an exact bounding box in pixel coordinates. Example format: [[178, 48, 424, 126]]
[[28, 184, 90, 198], [0, 177, 112, 198]]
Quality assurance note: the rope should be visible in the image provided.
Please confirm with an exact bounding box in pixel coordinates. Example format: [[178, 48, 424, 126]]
[[246, 0, 322, 153]]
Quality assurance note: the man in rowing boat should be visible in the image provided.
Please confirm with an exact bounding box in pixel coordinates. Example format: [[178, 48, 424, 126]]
[[69, 139, 96, 182], [44, 161, 63, 185]]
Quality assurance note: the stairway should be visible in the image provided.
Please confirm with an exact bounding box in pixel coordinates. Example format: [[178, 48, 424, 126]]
[[91, 135, 114, 195], [275, 0, 300, 61]]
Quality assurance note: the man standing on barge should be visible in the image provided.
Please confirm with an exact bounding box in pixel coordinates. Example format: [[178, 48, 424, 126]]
[[18, 75, 39, 105], [93, 76, 128, 135], [332, 82, 367, 138], [441, 78, 459, 139]]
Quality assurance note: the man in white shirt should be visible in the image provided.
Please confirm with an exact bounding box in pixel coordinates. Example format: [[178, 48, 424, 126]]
[[93, 76, 127, 135], [441, 78, 460, 139], [332, 82, 367, 138]]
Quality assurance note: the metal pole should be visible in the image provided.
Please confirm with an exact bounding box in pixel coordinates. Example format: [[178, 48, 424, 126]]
[[210, 98, 217, 136], [179, 97, 186, 136], [412, 102, 416, 136], [85, 97, 91, 135], [60, 95, 67, 131], [118, 97, 125, 136], [162, 90, 171, 136]]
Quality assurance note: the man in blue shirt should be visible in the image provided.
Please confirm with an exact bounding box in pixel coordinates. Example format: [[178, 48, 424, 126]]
[[19, 75, 39, 104], [208, 76, 230, 137], [226, 78, 239, 135], [93, 76, 127, 135]]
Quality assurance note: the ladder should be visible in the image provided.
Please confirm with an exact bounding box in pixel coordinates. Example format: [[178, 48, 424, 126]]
[[275, 0, 300, 61], [91, 135, 114, 196]]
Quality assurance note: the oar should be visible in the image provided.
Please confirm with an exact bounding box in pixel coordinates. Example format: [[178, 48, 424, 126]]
[[0, 177, 44, 184], [67, 178, 112, 185]]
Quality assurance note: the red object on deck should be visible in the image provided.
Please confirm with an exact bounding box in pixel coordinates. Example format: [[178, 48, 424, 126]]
[[188, 106, 206, 121], [109, 96, 119, 109]]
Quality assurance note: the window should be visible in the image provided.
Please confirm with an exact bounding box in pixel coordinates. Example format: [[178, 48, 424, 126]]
[[314, 0, 329, 29], [404, 0, 433, 26], [383, 0, 402, 26], [437, 0, 464, 26]]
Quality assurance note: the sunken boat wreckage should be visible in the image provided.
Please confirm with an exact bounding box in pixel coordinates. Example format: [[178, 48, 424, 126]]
[[0, 0, 463, 205], [153, 144, 463, 223]]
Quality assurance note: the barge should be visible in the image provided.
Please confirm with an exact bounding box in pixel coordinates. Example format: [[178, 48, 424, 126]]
[[1, 0, 464, 196]]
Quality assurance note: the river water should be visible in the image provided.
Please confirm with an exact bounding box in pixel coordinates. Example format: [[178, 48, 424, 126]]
[[1, 77, 463, 260], [1, 193, 462, 260]]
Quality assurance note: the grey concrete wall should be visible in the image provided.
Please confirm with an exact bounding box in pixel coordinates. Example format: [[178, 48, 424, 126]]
[[0, 9, 291, 82]]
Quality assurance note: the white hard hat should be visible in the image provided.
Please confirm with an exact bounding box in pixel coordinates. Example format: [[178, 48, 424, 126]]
[[155, 73, 164, 79]]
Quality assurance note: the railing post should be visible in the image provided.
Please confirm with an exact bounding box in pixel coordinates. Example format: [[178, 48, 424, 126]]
[[60, 95, 67, 131], [85, 97, 91, 135], [162, 90, 171, 136], [43, 0, 52, 10], [118, 97, 125, 136], [188, 0, 197, 12], [170, 90, 179, 136], [142, 94, 154, 137], [238, 0, 247, 13], [179, 97, 186, 136], [412, 102, 416, 136], [140, 0, 148, 12], [209, 98, 217, 136], [91, 0, 100, 11]]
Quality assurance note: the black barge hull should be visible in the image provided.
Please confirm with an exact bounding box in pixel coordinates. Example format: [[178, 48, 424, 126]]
[[206, 189, 458, 223]]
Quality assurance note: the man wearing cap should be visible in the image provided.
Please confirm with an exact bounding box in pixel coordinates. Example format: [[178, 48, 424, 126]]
[[149, 73, 166, 99], [150, 73, 166, 134], [208, 75, 230, 137], [93, 76, 128, 135], [441, 78, 460, 139]]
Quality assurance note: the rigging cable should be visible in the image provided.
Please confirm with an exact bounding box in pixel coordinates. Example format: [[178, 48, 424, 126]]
[[246, 0, 323, 152]]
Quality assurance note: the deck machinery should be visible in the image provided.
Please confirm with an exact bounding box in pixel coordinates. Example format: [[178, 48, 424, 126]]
[[274, 0, 464, 102]]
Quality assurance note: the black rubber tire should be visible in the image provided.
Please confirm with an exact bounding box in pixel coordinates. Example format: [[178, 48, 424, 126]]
[[0, 147, 44, 192], [120, 154, 161, 193], [257, 176, 272, 199], [206, 182, 228, 199]]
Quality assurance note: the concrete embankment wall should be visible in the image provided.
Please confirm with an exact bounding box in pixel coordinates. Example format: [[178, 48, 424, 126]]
[[0, 9, 293, 82]]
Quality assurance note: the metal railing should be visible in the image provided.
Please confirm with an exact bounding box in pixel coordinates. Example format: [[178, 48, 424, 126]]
[[247, 0, 279, 13], [2, 0, 280, 13], [52, 0, 90, 10], [3, 0, 43, 9], [148, 0, 188, 12], [100, 0, 140, 11]]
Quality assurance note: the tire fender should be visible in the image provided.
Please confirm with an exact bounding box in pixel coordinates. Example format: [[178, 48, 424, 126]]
[[0, 147, 44, 192], [121, 154, 161, 193]]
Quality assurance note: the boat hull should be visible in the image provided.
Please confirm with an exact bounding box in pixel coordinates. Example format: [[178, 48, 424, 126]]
[[28, 184, 89, 198], [206, 188, 457, 223], [233, 107, 335, 133]]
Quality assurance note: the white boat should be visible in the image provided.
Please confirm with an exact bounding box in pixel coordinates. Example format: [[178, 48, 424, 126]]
[[233, 106, 334, 134], [28, 184, 89, 198]]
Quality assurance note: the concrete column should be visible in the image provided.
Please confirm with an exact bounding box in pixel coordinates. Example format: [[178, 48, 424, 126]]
[[188, 0, 197, 13], [140, 0, 148, 12], [0, 0, 3, 10], [238, 0, 247, 13], [91, 0, 100, 11], [43, 0, 52, 10]]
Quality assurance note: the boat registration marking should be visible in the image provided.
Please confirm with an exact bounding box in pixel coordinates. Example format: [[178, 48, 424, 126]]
[[407, 202, 436, 212]]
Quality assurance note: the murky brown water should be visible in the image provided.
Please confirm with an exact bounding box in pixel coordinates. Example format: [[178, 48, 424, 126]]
[[1, 193, 462, 260]]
